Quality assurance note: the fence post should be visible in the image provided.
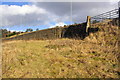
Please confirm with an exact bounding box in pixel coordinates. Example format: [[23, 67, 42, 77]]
[[86, 16, 91, 33], [58, 27, 61, 38]]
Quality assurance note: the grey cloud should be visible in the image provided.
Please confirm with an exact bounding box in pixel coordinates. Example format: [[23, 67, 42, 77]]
[[1, 2, 118, 27], [35, 2, 71, 16], [34, 2, 118, 23]]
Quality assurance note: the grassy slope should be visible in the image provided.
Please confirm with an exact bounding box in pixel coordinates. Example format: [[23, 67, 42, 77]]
[[2, 23, 119, 78]]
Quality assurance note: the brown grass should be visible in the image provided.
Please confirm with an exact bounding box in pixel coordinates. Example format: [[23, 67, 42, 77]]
[[2, 23, 119, 78]]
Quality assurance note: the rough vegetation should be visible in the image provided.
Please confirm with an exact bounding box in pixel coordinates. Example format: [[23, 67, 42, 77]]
[[2, 20, 119, 78]]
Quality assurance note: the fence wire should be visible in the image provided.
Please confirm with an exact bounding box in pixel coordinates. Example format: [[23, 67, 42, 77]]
[[91, 9, 119, 24]]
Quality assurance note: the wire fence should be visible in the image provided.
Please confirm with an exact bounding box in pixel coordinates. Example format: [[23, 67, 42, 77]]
[[91, 8, 119, 24]]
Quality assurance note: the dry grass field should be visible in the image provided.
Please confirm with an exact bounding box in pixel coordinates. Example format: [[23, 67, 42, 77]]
[[2, 23, 119, 78]]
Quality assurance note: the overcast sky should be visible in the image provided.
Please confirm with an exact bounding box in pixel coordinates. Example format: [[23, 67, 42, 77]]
[[0, 0, 119, 31]]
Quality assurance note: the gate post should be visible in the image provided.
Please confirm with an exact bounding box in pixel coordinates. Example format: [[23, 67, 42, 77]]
[[86, 16, 91, 33]]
